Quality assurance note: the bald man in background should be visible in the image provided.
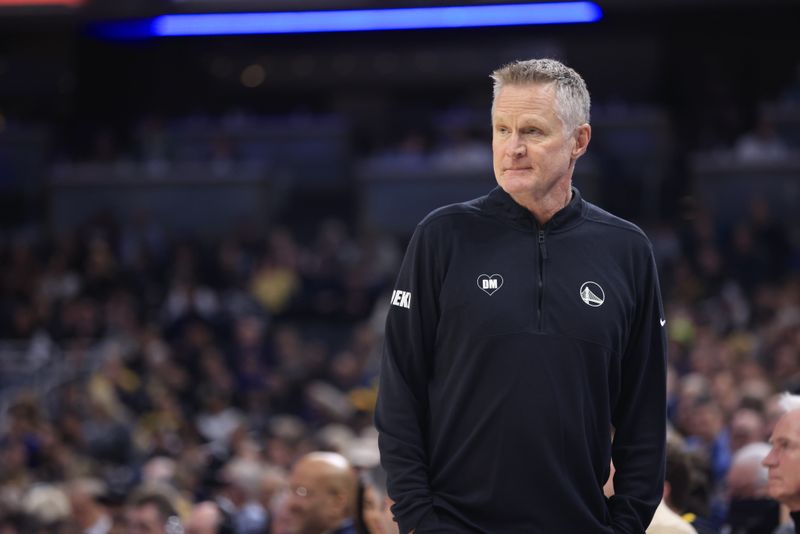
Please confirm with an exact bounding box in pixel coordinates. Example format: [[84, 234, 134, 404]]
[[285, 452, 357, 534]]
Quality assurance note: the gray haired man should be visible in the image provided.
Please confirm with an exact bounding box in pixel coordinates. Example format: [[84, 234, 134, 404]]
[[764, 393, 800, 534], [377, 58, 667, 533]]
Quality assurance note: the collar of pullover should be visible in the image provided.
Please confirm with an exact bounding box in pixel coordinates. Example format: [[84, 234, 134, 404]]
[[485, 185, 585, 233]]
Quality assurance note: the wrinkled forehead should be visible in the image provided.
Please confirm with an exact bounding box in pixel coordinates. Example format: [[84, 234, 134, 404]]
[[491, 83, 560, 118]]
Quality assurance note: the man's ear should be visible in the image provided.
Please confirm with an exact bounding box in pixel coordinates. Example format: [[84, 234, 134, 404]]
[[571, 123, 591, 161]]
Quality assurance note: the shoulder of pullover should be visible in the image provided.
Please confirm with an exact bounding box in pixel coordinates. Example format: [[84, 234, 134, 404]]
[[417, 194, 489, 229], [582, 199, 653, 251]]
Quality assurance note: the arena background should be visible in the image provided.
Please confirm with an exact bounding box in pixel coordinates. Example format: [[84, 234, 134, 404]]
[[1, 0, 799, 532]]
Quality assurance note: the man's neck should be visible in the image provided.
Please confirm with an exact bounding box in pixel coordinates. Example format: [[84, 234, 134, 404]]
[[507, 180, 573, 226]]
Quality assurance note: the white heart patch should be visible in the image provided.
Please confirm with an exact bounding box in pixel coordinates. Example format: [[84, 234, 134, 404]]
[[477, 274, 504, 296]]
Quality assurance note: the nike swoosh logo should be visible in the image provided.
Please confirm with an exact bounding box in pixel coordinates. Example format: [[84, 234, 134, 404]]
[[660, 318, 666, 327]]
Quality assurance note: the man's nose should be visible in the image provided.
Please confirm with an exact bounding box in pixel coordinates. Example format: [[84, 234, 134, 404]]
[[762, 448, 777, 467], [507, 137, 525, 157]]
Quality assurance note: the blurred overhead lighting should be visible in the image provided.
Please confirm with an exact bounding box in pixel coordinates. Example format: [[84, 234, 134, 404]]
[[94, 2, 602, 39]]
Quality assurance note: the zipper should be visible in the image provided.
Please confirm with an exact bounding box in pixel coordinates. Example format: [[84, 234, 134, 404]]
[[537, 229, 548, 330]]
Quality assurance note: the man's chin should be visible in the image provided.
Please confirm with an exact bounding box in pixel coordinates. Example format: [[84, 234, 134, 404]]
[[766, 483, 783, 500], [501, 171, 534, 183], [284, 517, 303, 533], [497, 175, 536, 194]]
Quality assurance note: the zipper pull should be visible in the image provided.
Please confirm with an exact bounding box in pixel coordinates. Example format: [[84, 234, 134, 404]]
[[538, 230, 548, 259]]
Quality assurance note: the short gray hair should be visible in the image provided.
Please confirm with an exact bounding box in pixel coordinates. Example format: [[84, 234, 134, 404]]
[[490, 58, 591, 132], [779, 392, 800, 413]]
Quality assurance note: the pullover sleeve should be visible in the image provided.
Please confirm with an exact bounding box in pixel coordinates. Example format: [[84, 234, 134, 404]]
[[375, 224, 441, 534], [609, 243, 668, 533]]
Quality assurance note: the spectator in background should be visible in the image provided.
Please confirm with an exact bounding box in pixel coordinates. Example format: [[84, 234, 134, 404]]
[[184, 501, 234, 534], [66, 477, 113, 534], [729, 407, 767, 454], [124, 486, 182, 534], [20, 483, 71, 534], [685, 397, 731, 490], [764, 393, 800, 534], [214, 458, 267, 534], [257, 465, 288, 529], [284, 452, 357, 534], [647, 441, 697, 534], [194, 388, 244, 455], [681, 451, 717, 534], [356, 468, 397, 534], [724, 442, 778, 533]]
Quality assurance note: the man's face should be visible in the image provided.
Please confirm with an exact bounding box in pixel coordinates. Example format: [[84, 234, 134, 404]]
[[492, 83, 588, 200], [125, 504, 166, 534], [285, 461, 340, 534], [361, 485, 385, 534], [763, 410, 800, 509], [185, 502, 219, 534]]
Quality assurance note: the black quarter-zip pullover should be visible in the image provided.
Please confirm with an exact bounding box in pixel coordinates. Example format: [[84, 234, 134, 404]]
[[376, 186, 667, 533]]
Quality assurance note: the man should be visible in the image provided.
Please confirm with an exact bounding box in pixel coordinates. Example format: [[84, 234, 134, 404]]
[[647, 442, 697, 534], [763, 393, 800, 534], [376, 58, 667, 533], [184, 501, 234, 534], [724, 442, 779, 533], [359, 468, 399, 534], [125, 486, 182, 534], [66, 478, 113, 534], [729, 407, 767, 453], [257, 464, 288, 531], [726, 442, 771, 500], [285, 452, 358, 534], [214, 458, 267, 534]]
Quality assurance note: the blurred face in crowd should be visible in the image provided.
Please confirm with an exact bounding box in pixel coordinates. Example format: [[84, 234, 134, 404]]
[[184, 502, 219, 534], [691, 401, 723, 443], [126, 503, 167, 534], [361, 484, 384, 534], [361, 485, 398, 534], [285, 455, 353, 534], [730, 409, 765, 453], [492, 82, 590, 202], [763, 410, 800, 510]]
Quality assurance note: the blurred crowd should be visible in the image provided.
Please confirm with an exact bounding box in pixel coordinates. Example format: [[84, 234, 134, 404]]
[[0, 214, 402, 533]]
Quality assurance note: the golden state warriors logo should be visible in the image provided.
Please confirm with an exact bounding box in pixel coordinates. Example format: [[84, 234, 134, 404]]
[[579, 281, 604, 307]]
